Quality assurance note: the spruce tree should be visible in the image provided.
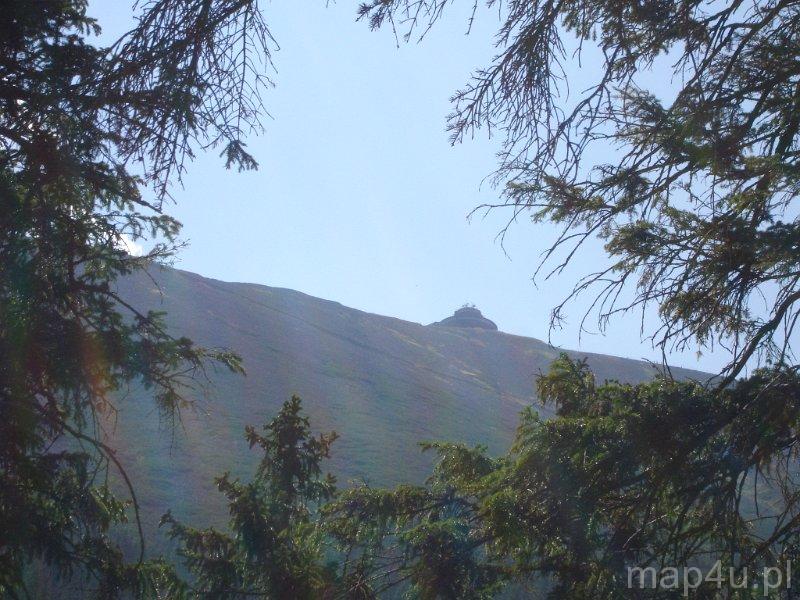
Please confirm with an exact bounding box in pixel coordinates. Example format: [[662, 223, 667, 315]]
[[0, 1, 272, 595]]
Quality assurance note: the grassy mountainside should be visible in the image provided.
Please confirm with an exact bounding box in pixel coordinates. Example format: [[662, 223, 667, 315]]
[[107, 266, 707, 549]]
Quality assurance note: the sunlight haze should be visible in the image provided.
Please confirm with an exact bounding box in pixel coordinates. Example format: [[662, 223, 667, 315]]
[[91, 0, 727, 373]]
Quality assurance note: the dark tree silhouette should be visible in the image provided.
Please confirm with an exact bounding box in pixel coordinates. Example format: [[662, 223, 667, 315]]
[[0, 1, 273, 595], [163, 396, 338, 599], [359, 0, 800, 384]]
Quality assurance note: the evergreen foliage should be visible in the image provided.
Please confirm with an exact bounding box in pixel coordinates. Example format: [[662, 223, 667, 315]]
[[358, 0, 800, 383], [0, 0, 270, 595], [192, 365, 800, 598], [162, 396, 338, 599], [324, 358, 800, 598], [343, 3, 800, 595], [7, 1, 800, 598]]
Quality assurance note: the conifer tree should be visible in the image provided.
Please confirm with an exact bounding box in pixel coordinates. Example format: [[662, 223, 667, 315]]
[[163, 396, 338, 599], [0, 1, 272, 595]]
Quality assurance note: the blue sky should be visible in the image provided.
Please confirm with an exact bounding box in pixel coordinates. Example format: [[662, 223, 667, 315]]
[[92, 1, 728, 373]]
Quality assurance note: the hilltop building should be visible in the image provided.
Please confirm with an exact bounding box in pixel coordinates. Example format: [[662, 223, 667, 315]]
[[431, 305, 498, 331]]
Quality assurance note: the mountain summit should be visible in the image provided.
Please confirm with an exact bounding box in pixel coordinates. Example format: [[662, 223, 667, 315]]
[[432, 305, 498, 330]]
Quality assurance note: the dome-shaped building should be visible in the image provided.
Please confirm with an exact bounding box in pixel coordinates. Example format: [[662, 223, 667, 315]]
[[431, 305, 498, 331]]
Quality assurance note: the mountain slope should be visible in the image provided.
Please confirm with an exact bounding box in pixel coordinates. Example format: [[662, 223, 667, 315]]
[[108, 266, 706, 545]]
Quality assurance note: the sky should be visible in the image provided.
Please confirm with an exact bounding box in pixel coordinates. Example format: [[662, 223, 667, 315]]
[[90, 1, 730, 374]]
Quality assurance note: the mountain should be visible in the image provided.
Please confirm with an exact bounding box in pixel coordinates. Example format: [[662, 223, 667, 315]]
[[107, 266, 707, 550]]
